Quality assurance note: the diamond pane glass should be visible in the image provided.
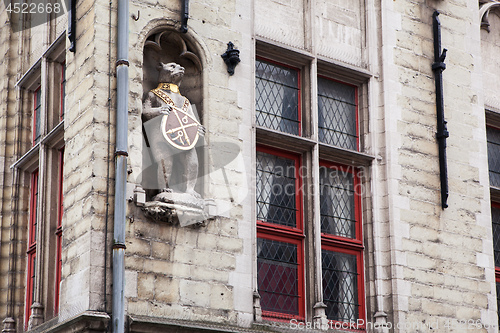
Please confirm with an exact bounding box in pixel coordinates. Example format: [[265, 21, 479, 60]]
[[256, 59, 300, 135], [257, 238, 299, 315], [319, 166, 356, 238], [492, 206, 500, 267], [322, 249, 359, 322], [257, 151, 297, 228], [34, 88, 42, 144], [497, 281, 500, 327], [318, 77, 357, 150], [487, 127, 500, 187]]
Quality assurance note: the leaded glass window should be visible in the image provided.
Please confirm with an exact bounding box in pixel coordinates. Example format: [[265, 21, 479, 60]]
[[493, 206, 500, 267], [255, 51, 366, 324], [320, 165, 356, 239], [34, 87, 42, 144], [497, 281, 500, 327], [318, 77, 357, 150], [322, 249, 359, 322], [257, 238, 300, 316], [488, 126, 500, 187], [256, 59, 300, 136], [256, 150, 298, 228]]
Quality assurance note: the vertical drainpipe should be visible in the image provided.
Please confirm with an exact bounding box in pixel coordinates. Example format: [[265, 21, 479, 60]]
[[113, 0, 129, 332]]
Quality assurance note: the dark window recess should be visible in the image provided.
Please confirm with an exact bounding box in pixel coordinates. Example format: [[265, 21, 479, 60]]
[[496, 281, 500, 327], [318, 77, 357, 150], [492, 206, 500, 267], [34, 88, 42, 144], [255, 59, 300, 136], [488, 126, 500, 187]]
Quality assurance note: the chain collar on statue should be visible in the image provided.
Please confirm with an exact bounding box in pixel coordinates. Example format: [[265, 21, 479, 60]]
[[155, 82, 180, 94], [151, 84, 189, 111]]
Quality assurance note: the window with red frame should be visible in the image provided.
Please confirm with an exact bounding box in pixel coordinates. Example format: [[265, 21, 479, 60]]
[[492, 203, 500, 325], [33, 87, 42, 144], [60, 63, 66, 120], [487, 126, 500, 325], [487, 126, 500, 188], [256, 146, 304, 320], [26, 170, 39, 327], [319, 162, 364, 324], [54, 148, 64, 314], [318, 76, 358, 151], [255, 58, 301, 136]]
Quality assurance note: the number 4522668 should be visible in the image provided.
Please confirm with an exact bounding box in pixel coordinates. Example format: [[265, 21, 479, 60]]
[[6, 2, 61, 14]]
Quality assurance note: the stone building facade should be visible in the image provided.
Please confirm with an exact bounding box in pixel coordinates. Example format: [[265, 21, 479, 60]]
[[1, 0, 500, 332]]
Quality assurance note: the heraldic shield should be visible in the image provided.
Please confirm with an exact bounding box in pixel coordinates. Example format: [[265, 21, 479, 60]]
[[161, 106, 200, 150]]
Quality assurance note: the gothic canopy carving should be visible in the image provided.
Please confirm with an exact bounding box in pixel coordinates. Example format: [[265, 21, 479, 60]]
[[480, 0, 500, 32]]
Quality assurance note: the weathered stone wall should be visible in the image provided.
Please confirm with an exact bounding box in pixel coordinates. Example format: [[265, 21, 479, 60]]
[[0, 0, 498, 332], [59, 0, 114, 321], [376, 0, 496, 331], [124, 0, 254, 327]]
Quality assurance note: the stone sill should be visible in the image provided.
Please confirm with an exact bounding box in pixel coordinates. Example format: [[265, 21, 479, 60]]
[[128, 315, 354, 333], [28, 311, 109, 333]]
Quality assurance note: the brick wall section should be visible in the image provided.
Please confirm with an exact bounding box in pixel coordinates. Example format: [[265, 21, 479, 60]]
[[379, 0, 496, 330]]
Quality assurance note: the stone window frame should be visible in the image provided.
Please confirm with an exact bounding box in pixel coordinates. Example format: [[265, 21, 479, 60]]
[[253, 40, 374, 326], [12, 33, 66, 329]]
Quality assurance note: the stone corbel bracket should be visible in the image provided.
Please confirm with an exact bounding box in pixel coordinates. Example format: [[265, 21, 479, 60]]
[[141, 194, 217, 228], [480, 0, 500, 32]]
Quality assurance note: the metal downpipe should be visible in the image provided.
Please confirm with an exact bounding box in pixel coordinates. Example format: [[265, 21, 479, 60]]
[[112, 0, 129, 332]]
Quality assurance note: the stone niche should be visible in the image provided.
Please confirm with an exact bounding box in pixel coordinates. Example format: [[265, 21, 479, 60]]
[[140, 29, 213, 227]]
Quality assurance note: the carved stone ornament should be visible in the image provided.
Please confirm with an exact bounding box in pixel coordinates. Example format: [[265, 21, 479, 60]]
[[141, 30, 214, 227], [480, 0, 500, 32], [142, 192, 210, 227]]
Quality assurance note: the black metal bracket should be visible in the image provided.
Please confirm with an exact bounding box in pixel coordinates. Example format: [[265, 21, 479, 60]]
[[68, 0, 77, 52], [221, 42, 240, 75], [180, 0, 189, 33], [432, 11, 449, 209]]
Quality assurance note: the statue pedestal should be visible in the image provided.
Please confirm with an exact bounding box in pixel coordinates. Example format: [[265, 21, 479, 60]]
[[142, 192, 210, 227]]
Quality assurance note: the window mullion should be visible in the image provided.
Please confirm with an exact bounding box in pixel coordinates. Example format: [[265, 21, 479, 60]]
[[310, 144, 326, 320], [31, 146, 47, 321], [310, 59, 319, 142], [40, 58, 48, 142]]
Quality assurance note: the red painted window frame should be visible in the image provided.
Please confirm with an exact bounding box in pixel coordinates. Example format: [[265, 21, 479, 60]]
[[319, 160, 365, 327], [317, 75, 359, 151], [33, 87, 42, 145], [256, 57, 302, 137], [319, 161, 363, 245], [256, 145, 305, 321], [26, 170, 39, 327], [60, 63, 66, 120], [54, 148, 64, 314]]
